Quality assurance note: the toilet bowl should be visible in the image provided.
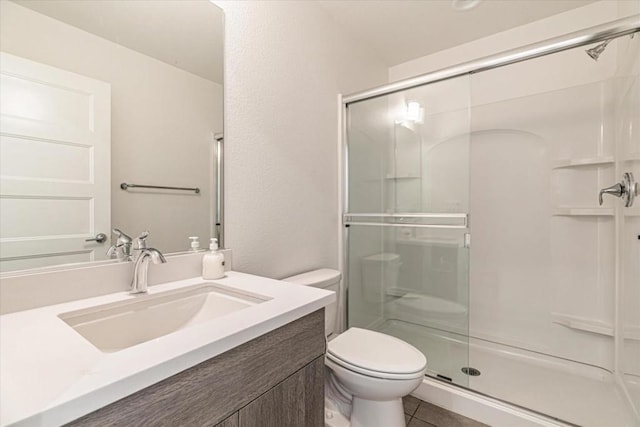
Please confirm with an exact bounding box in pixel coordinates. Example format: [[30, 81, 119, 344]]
[[284, 269, 427, 427]]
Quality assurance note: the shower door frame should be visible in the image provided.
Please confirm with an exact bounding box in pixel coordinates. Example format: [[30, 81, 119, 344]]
[[339, 12, 640, 424]]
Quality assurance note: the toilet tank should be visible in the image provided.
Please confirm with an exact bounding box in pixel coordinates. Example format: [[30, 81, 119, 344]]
[[284, 268, 341, 337]]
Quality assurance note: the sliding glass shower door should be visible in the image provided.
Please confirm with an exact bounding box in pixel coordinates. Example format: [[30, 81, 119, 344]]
[[345, 75, 472, 386], [343, 21, 640, 426]]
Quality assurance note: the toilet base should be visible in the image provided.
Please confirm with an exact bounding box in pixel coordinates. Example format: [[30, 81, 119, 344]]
[[350, 397, 405, 427], [325, 407, 350, 427], [324, 398, 406, 427]]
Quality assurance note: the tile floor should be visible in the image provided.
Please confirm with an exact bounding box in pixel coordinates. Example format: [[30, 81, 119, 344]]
[[403, 395, 490, 427]]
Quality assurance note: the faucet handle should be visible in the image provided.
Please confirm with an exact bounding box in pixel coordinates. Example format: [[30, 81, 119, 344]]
[[107, 242, 131, 260], [135, 231, 150, 250], [113, 228, 132, 244], [599, 183, 623, 206]]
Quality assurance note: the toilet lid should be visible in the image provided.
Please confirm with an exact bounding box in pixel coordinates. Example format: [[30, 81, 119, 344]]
[[327, 328, 426, 377]]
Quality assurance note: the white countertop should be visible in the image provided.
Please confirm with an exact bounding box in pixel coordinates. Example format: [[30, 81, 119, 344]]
[[0, 271, 334, 427]]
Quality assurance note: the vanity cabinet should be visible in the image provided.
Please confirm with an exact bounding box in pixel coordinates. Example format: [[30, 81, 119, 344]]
[[236, 357, 323, 426], [67, 309, 325, 427]]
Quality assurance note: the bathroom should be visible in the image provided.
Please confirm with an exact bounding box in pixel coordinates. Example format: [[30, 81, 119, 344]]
[[0, 0, 638, 426]]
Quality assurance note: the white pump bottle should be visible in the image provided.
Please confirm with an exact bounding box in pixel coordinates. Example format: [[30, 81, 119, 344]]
[[202, 238, 225, 280]]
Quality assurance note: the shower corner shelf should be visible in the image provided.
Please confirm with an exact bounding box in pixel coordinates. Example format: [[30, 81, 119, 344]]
[[553, 207, 614, 216], [552, 156, 614, 169]]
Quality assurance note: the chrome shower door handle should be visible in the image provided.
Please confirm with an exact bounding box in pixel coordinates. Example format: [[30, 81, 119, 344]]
[[599, 173, 636, 207]]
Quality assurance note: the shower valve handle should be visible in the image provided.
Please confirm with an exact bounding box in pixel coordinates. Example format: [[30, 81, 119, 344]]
[[599, 173, 636, 207], [599, 183, 623, 205]]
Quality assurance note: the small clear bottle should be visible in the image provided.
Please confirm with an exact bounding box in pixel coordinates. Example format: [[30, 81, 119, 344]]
[[189, 236, 200, 251], [202, 238, 225, 280]]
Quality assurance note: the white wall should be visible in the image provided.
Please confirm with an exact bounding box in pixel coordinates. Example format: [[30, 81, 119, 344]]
[[216, 1, 387, 278], [0, 1, 223, 255]]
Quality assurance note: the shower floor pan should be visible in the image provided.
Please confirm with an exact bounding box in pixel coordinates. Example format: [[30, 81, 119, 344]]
[[377, 319, 637, 427]]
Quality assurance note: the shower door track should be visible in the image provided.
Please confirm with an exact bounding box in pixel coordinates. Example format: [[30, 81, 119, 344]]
[[342, 14, 640, 104]]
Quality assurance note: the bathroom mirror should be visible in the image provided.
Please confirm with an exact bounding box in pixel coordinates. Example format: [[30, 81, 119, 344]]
[[0, 0, 224, 273]]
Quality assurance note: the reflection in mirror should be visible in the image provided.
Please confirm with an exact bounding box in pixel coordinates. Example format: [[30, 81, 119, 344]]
[[0, 0, 224, 273]]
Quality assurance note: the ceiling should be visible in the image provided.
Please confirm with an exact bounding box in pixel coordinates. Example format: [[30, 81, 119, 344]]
[[318, 0, 596, 66], [13, 0, 598, 80], [13, 0, 224, 84]]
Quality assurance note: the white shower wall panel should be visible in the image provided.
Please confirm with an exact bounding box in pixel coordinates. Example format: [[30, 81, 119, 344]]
[[468, 85, 616, 369]]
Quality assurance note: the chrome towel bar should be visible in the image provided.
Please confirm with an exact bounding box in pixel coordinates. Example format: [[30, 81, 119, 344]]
[[120, 182, 200, 194]]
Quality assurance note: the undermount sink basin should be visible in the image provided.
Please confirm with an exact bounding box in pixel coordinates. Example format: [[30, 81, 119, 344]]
[[59, 283, 270, 352]]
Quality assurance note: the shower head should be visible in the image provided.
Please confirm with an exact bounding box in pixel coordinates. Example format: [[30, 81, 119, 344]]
[[585, 39, 611, 61]]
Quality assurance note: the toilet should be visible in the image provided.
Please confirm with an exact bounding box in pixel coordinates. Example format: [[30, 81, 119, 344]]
[[285, 269, 427, 427]]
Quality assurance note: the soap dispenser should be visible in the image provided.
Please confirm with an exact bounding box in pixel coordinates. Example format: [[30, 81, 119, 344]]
[[189, 236, 200, 251], [202, 238, 225, 280]]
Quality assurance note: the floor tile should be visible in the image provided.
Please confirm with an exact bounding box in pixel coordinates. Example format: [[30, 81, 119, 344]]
[[408, 417, 437, 427], [413, 401, 489, 427], [403, 395, 420, 416], [405, 414, 412, 424]]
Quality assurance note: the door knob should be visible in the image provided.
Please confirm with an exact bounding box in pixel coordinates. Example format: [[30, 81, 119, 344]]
[[85, 233, 107, 243], [599, 173, 636, 207]]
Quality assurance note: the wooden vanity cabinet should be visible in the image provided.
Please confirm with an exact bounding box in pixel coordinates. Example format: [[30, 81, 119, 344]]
[[67, 309, 325, 427], [216, 356, 323, 427]]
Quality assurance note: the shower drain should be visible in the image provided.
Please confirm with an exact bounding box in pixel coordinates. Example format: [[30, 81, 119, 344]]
[[461, 367, 481, 376]]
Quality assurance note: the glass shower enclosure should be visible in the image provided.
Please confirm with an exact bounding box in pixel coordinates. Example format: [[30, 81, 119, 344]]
[[343, 17, 640, 427]]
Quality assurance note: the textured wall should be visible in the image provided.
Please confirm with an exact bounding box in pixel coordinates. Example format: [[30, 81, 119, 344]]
[[217, 1, 386, 278]]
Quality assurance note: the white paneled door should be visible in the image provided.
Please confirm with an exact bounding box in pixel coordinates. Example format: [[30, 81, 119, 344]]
[[0, 52, 111, 272]]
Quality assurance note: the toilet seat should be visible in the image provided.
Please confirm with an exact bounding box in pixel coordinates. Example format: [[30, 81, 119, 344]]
[[327, 328, 427, 380], [326, 353, 425, 380]]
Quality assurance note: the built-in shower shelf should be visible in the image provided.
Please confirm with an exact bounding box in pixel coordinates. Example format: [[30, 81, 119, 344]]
[[552, 156, 614, 169], [552, 313, 640, 340], [553, 207, 614, 216], [552, 313, 613, 336], [623, 152, 640, 161], [624, 208, 640, 217]]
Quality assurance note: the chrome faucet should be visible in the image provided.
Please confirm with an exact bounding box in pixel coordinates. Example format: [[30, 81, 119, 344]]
[[130, 231, 166, 294], [107, 228, 133, 261]]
